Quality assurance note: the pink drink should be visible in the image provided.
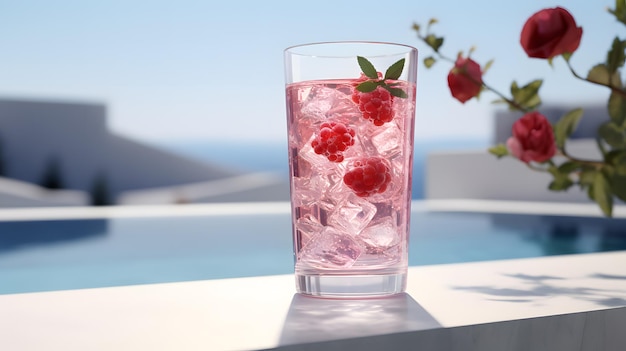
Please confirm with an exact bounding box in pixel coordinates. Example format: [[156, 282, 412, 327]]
[[286, 77, 416, 297]]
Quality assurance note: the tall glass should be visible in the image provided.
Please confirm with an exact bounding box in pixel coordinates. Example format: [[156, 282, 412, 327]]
[[284, 42, 417, 298]]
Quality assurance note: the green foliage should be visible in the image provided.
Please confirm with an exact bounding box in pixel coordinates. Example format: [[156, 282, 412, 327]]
[[598, 122, 626, 148], [588, 170, 614, 217], [609, 0, 626, 26], [612, 174, 626, 202], [384, 58, 405, 80], [488, 144, 508, 158], [509, 80, 542, 111], [608, 91, 626, 126], [355, 57, 408, 98], [548, 165, 574, 191], [606, 37, 626, 74], [587, 64, 621, 86], [413, 4, 626, 217], [424, 56, 436, 68], [357, 56, 378, 79], [553, 108, 583, 149]]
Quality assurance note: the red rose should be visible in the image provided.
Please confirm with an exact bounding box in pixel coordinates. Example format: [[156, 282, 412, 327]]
[[506, 111, 556, 163], [447, 56, 483, 104], [520, 7, 582, 59]]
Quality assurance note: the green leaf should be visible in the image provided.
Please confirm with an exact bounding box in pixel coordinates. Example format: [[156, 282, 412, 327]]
[[547, 165, 574, 191], [589, 171, 614, 217], [549, 178, 574, 191], [482, 59, 494, 75], [357, 56, 378, 79], [607, 37, 626, 73], [612, 174, 626, 202], [510, 80, 543, 111], [609, 0, 626, 27], [384, 58, 405, 80], [606, 150, 626, 175], [386, 87, 408, 98], [425, 34, 444, 52], [424, 56, 436, 68], [598, 121, 626, 148], [356, 81, 378, 93], [608, 91, 626, 126], [562, 52, 573, 62], [488, 144, 509, 158], [411, 23, 420, 33], [587, 64, 621, 86], [558, 161, 582, 174], [553, 108, 584, 149], [579, 168, 597, 188]]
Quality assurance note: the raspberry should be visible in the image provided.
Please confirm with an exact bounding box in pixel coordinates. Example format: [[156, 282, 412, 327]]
[[352, 85, 394, 126], [343, 157, 392, 197], [311, 122, 356, 162]]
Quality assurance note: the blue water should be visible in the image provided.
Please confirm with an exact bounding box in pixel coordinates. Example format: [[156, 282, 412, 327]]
[[155, 138, 490, 199], [1, 208, 625, 295]]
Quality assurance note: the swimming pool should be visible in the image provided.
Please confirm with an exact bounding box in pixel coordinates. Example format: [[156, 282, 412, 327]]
[[1, 201, 625, 295]]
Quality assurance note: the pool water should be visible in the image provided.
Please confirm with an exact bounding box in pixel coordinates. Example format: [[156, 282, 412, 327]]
[[1, 209, 625, 295]]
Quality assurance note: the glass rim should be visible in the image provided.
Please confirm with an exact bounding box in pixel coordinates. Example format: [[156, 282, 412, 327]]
[[284, 41, 417, 58]]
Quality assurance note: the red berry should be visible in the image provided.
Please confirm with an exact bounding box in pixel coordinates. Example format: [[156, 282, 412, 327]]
[[343, 157, 392, 197], [311, 122, 356, 162], [352, 85, 394, 126]]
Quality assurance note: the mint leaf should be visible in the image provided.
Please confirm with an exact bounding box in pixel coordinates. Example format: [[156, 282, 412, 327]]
[[386, 87, 408, 98], [356, 56, 408, 98], [384, 58, 405, 80], [357, 56, 378, 79], [356, 80, 378, 93]]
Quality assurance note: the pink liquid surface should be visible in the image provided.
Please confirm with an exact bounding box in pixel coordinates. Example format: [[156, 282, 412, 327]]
[[286, 78, 416, 277]]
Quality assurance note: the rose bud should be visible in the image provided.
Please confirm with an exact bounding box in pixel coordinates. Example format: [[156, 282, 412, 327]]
[[506, 111, 557, 163], [447, 56, 483, 104], [520, 7, 583, 59]]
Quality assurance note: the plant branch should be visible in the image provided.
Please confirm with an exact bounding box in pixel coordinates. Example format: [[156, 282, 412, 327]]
[[565, 59, 626, 98], [418, 35, 530, 113]]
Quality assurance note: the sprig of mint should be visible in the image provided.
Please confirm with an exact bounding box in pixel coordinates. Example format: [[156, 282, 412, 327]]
[[355, 56, 408, 98]]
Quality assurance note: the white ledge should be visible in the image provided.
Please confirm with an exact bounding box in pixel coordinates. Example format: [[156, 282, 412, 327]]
[[1, 251, 625, 350]]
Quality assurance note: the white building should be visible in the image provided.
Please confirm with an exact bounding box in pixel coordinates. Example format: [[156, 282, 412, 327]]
[[0, 98, 290, 207]]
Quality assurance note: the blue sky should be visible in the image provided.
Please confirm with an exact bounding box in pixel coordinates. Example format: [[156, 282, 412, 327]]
[[0, 0, 619, 144]]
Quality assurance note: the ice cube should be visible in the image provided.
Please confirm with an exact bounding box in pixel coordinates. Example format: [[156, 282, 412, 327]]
[[300, 227, 363, 268], [300, 85, 359, 123], [328, 193, 377, 235], [359, 217, 399, 251], [370, 122, 403, 158], [296, 213, 324, 247]]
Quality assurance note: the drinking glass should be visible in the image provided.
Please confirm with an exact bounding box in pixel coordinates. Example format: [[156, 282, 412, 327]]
[[284, 41, 418, 298]]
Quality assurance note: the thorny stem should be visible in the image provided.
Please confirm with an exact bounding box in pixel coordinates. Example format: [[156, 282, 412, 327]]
[[565, 59, 626, 98]]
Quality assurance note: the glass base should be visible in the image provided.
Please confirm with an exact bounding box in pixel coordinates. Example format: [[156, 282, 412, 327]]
[[295, 273, 406, 299]]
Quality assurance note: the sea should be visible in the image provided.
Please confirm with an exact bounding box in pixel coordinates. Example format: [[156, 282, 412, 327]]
[[155, 138, 490, 199]]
